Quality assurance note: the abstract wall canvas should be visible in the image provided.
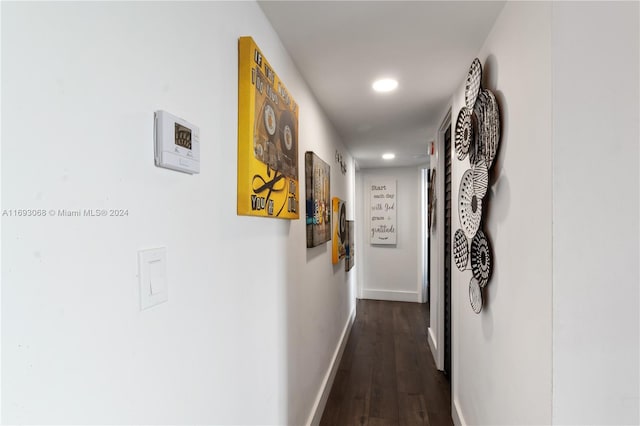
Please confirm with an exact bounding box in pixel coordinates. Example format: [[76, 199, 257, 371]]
[[332, 197, 346, 264], [237, 36, 299, 219], [345, 220, 355, 271], [305, 152, 331, 247]]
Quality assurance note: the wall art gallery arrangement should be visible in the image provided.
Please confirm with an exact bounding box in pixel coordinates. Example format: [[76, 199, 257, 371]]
[[454, 58, 501, 314], [305, 152, 331, 247], [238, 37, 354, 270], [332, 197, 347, 264], [369, 180, 397, 245], [305, 152, 353, 270], [237, 36, 299, 219]]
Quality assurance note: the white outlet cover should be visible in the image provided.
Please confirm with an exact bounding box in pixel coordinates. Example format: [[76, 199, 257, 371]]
[[138, 247, 168, 310]]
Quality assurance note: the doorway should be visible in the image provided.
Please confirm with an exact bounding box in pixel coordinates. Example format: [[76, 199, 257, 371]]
[[422, 167, 431, 305]]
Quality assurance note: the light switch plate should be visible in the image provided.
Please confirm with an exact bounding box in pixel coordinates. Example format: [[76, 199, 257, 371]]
[[138, 247, 168, 310]]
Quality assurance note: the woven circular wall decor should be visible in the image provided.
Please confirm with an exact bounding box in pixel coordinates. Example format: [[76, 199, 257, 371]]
[[473, 89, 500, 170], [472, 90, 487, 164], [465, 58, 483, 110], [458, 169, 482, 239], [469, 277, 483, 314], [471, 230, 492, 287], [458, 58, 503, 314], [454, 107, 472, 161], [453, 229, 469, 271], [468, 110, 482, 166], [482, 89, 500, 169], [472, 157, 489, 200]]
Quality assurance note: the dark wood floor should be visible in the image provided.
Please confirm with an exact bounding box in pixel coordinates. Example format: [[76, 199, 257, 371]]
[[320, 299, 452, 426]]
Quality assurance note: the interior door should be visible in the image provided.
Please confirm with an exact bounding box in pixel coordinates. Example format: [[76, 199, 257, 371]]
[[443, 125, 452, 381]]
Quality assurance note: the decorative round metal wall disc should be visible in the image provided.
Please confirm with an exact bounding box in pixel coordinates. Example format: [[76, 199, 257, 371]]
[[455, 107, 472, 161], [465, 58, 483, 110], [453, 229, 469, 271], [472, 158, 489, 200], [471, 230, 492, 287], [458, 169, 482, 239], [469, 277, 483, 314]]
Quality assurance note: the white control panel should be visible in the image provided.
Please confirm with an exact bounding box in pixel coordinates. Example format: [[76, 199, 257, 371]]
[[154, 110, 200, 174]]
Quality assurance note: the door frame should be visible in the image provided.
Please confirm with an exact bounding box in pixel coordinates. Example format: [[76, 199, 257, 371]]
[[421, 167, 430, 304], [427, 108, 451, 372]]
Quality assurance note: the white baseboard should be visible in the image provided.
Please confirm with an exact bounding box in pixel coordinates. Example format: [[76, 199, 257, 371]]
[[307, 308, 356, 426], [361, 289, 420, 303], [452, 398, 467, 426], [427, 326, 438, 365]]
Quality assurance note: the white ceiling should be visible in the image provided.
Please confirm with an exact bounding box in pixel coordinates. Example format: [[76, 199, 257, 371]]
[[258, 1, 505, 169]]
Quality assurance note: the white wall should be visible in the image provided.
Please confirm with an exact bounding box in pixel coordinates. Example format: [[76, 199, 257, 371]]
[[443, 2, 639, 425], [451, 3, 553, 425], [1, 2, 356, 425], [356, 166, 424, 302], [552, 2, 639, 424]]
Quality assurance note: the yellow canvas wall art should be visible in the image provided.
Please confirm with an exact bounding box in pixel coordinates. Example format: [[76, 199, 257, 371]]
[[237, 37, 299, 219], [332, 197, 346, 264]]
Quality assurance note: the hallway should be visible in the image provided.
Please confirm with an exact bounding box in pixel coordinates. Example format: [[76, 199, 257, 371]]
[[3, 2, 638, 424], [320, 300, 452, 426]]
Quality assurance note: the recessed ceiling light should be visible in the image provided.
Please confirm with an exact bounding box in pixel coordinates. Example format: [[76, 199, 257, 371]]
[[382, 153, 395, 160], [372, 78, 398, 93]]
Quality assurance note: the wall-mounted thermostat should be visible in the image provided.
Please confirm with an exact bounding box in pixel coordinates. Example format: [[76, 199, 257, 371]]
[[154, 110, 200, 174]]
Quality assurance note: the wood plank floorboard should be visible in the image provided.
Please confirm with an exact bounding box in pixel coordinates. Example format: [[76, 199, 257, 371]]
[[320, 300, 452, 426]]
